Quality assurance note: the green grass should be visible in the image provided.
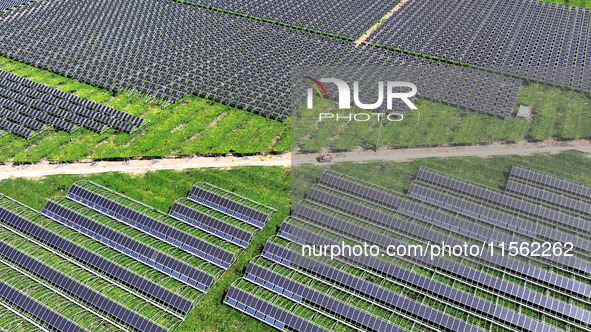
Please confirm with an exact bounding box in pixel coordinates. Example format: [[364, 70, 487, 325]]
[[294, 83, 591, 152], [537, 0, 591, 9], [0, 57, 290, 163]]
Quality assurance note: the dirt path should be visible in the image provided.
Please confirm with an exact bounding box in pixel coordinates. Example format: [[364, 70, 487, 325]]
[[2, 139, 590, 180], [292, 139, 591, 165], [0, 154, 291, 180], [356, 0, 412, 44]]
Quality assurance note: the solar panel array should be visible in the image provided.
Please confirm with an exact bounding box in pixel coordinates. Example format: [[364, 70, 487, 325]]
[[180, 0, 395, 39], [0, 0, 31, 11], [0, 0, 522, 120], [0, 180, 273, 331], [510, 165, 591, 202], [0, 70, 146, 139], [368, 0, 591, 92], [227, 168, 591, 332]]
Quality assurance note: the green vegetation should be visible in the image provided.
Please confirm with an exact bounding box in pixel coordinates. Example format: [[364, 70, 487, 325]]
[[537, 0, 591, 9], [0, 57, 290, 163], [0, 166, 290, 332], [293, 83, 591, 152]]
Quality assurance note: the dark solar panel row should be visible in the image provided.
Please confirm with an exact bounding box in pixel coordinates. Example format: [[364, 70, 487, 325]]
[[415, 168, 591, 236], [262, 242, 484, 332], [0, 107, 45, 131], [0, 69, 145, 127], [0, 280, 85, 332], [0, 97, 77, 132], [0, 240, 166, 332], [507, 180, 591, 216], [0, 0, 522, 121], [42, 200, 214, 292], [0, 0, 30, 10], [244, 262, 405, 332], [0, 204, 192, 314], [511, 166, 591, 202], [170, 201, 252, 248], [226, 286, 329, 332], [408, 182, 591, 253], [0, 117, 34, 139], [368, 0, 591, 92], [188, 186, 268, 228], [0, 86, 106, 133], [318, 172, 591, 279], [277, 220, 559, 332], [0, 77, 135, 133], [67, 184, 234, 269], [299, 194, 591, 325], [181, 0, 395, 39]]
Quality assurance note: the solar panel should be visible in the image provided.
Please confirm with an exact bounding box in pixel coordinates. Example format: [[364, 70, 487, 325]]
[[260, 242, 484, 332], [297, 195, 591, 325], [188, 184, 270, 228], [0, 280, 85, 332], [507, 179, 591, 217], [245, 262, 405, 332], [169, 200, 252, 248], [0, 0, 31, 11], [0, 202, 192, 314], [317, 172, 591, 295], [367, 0, 590, 92], [278, 220, 559, 332], [0, 97, 77, 132], [0, 240, 166, 332], [408, 182, 591, 253], [226, 286, 330, 332], [415, 168, 591, 236], [0, 0, 522, 121], [67, 184, 235, 269], [42, 200, 214, 291], [511, 166, 591, 202]]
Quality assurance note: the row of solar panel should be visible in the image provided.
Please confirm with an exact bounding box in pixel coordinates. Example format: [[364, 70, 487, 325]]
[[294, 197, 591, 326], [0, 70, 145, 127], [407, 183, 591, 255], [226, 286, 329, 332], [0, 240, 165, 332], [317, 173, 591, 298], [276, 219, 560, 332], [507, 180, 591, 216], [510, 166, 591, 202], [170, 200, 252, 248], [415, 169, 591, 236], [0, 203, 192, 315], [67, 184, 235, 269], [244, 262, 405, 332], [261, 241, 482, 332], [41, 200, 215, 292], [188, 185, 270, 228]]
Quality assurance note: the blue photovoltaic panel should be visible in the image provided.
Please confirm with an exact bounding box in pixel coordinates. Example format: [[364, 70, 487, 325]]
[[0, 280, 85, 332], [0, 205, 192, 314], [226, 286, 330, 332], [511, 165, 591, 202], [67, 184, 234, 269], [408, 182, 591, 254], [170, 201, 252, 248], [506, 179, 591, 216], [415, 168, 591, 236], [42, 200, 214, 292], [296, 197, 591, 325], [318, 172, 591, 297], [188, 186, 268, 228], [0, 240, 166, 332], [0, 97, 76, 132], [245, 262, 405, 332], [277, 221, 560, 332]]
